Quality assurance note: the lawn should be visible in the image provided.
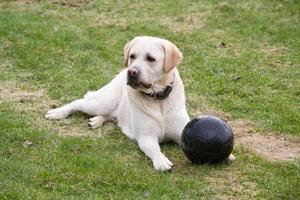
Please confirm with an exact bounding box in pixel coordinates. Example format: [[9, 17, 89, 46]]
[[0, 0, 299, 199]]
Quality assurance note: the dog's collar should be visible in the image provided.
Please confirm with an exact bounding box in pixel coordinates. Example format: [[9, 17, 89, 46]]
[[140, 74, 175, 100]]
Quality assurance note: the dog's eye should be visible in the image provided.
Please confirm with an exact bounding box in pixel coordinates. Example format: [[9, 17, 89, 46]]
[[130, 54, 136, 60], [146, 55, 156, 62]]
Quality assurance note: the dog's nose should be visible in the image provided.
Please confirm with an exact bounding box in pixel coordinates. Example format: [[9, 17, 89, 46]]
[[127, 68, 139, 78]]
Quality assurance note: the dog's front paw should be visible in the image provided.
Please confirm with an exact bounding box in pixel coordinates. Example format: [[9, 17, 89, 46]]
[[45, 107, 69, 119], [88, 116, 105, 129], [153, 155, 173, 172]]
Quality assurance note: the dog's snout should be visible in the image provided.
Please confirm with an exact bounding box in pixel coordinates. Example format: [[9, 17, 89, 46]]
[[127, 67, 140, 88], [127, 68, 139, 78]]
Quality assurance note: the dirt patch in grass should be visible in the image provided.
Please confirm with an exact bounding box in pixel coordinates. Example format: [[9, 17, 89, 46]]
[[0, 83, 44, 102], [267, 60, 293, 68], [15, 0, 33, 4], [260, 43, 293, 68], [260, 43, 289, 57], [162, 13, 205, 33], [91, 13, 129, 30], [0, 82, 114, 137], [51, 0, 91, 8], [89, 10, 207, 33], [230, 120, 300, 161]]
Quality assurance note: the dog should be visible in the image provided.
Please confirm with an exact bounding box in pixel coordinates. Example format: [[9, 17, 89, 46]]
[[45, 36, 234, 171]]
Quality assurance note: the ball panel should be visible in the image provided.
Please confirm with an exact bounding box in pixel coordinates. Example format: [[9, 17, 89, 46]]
[[207, 138, 223, 154], [215, 124, 233, 144], [197, 127, 217, 141]]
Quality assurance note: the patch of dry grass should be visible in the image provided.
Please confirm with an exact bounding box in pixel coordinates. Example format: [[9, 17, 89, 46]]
[[232, 120, 300, 161], [0, 81, 115, 138], [162, 12, 206, 33]]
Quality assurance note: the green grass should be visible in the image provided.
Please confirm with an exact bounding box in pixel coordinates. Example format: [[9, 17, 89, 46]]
[[0, 0, 299, 199]]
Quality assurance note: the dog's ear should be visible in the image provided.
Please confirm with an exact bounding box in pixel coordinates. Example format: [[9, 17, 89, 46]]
[[124, 40, 133, 67], [162, 41, 183, 73]]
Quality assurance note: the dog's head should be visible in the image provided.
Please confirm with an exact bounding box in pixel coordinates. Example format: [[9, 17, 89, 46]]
[[124, 36, 182, 91]]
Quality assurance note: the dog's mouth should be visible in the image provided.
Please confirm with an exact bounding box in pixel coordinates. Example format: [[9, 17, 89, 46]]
[[127, 80, 152, 89], [127, 80, 139, 89]]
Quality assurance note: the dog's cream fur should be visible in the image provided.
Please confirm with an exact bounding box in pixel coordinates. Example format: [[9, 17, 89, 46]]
[[46, 36, 234, 171]]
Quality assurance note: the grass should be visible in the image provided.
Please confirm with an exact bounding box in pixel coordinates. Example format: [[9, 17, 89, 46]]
[[0, 0, 299, 199]]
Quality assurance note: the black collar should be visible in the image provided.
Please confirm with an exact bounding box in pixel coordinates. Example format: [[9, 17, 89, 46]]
[[141, 85, 173, 100], [140, 75, 175, 100]]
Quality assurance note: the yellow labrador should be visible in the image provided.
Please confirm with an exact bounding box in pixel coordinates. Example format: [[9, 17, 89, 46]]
[[46, 36, 234, 171]]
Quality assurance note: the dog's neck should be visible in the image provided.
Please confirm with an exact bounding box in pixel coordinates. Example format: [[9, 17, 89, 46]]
[[140, 72, 175, 100]]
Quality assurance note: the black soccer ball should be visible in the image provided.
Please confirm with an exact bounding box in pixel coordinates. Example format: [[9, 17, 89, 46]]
[[181, 115, 234, 164]]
